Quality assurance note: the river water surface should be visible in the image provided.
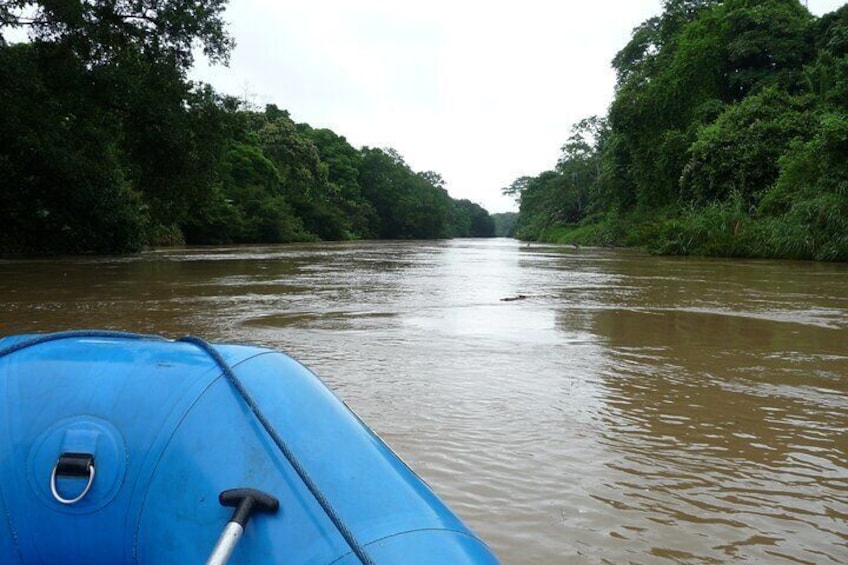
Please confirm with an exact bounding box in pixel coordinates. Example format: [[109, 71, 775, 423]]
[[1, 239, 846, 563]]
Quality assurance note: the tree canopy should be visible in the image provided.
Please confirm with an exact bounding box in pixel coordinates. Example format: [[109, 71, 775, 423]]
[[508, 0, 848, 261], [1, 0, 233, 68], [0, 5, 494, 255]]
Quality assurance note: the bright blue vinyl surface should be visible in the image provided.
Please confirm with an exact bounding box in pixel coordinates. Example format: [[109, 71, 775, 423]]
[[0, 333, 499, 564]]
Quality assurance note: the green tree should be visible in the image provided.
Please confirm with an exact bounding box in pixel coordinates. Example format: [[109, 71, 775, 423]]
[[760, 111, 848, 260], [491, 213, 518, 237], [449, 200, 495, 237], [511, 0, 847, 261], [298, 125, 378, 238], [681, 87, 817, 208], [358, 147, 453, 239], [0, 43, 145, 253], [721, 0, 813, 99], [0, 0, 236, 253], [606, 0, 814, 211], [255, 107, 348, 240], [2, 0, 233, 69]]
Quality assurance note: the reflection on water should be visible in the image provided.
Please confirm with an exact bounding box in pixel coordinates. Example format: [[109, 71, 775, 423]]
[[2, 240, 847, 563]]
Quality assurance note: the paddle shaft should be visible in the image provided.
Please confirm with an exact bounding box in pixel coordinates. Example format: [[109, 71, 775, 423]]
[[206, 522, 244, 565]]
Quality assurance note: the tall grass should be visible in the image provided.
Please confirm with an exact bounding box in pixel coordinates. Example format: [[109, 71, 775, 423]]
[[527, 195, 848, 262], [650, 193, 848, 261]]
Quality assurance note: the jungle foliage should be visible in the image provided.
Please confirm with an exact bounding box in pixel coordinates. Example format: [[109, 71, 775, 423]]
[[491, 212, 518, 237], [0, 1, 493, 254], [508, 0, 848, 261]]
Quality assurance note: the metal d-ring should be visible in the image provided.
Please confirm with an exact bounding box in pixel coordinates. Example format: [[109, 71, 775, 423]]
[[50, 453, 96, 505]]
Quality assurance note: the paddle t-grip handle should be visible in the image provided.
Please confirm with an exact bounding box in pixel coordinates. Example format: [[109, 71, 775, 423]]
[[206, 488, 280, 565], [219, 488, 279, 527]]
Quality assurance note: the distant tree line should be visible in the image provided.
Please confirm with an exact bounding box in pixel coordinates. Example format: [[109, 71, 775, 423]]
[[0, 0, 494, 255], [491, 213, 518, 237], [508, 0, 848, 261]]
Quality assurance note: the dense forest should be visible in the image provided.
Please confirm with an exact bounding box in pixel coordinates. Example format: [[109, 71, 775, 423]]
[[491, 212, 518, 238], [508, 0, 847, 261], [0, 0, 494, 255]]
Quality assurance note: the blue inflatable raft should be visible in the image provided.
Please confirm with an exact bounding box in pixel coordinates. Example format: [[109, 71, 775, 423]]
[[0, 331, 499, 564]]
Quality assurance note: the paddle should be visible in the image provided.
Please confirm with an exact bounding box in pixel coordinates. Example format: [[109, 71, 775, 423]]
[[206, 488, 279, 565]]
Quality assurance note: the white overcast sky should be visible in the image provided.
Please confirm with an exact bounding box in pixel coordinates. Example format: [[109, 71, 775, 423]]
[[190, 0, 845, 213]]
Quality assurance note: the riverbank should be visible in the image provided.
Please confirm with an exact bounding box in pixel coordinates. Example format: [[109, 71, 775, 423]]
[[523, 201, 848, 262]]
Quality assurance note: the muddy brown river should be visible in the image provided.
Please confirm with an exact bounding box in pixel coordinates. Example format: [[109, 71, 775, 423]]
[[1, 239, 846, 563]]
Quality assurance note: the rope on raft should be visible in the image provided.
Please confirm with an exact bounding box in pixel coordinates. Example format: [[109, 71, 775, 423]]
[[179, 335, 375, 565]]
